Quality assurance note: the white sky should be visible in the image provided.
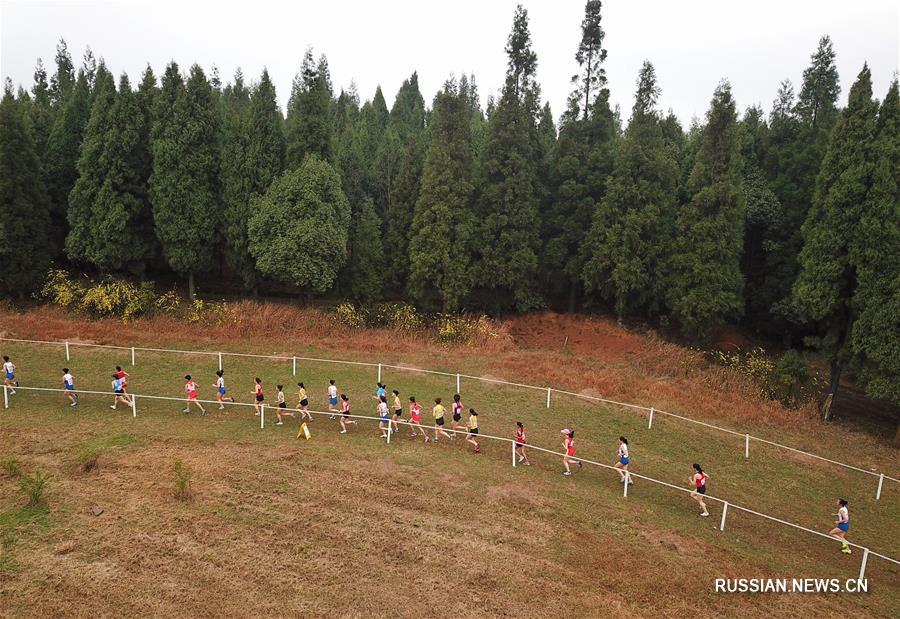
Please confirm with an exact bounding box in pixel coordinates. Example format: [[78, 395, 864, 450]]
[[1, 0, 898, 126]]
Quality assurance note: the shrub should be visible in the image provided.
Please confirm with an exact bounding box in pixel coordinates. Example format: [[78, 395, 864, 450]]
[[154, 289, 182, 313], [76, 446, 101, 472], [79, 279, 156, 320], [436, 314, 501, 346], [173, 460, 191, 501], [335, 302, 368, 328], [19, 471, 49, 507], [373, 303, 423, 332], [40, 269, 86, 308], [1, 458, 20, 478]]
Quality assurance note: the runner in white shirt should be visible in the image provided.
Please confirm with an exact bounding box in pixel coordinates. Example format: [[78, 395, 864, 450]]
[[62, 368, 78, 407], [3, 356, 17, 395], [615, 436, 632, 484], [327, 379, 339, 417], [828, 499, 852, 554], [212, 370, 235, 410]]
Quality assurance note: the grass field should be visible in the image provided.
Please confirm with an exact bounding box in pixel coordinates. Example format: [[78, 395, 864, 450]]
[[1, 311, 898, 617]]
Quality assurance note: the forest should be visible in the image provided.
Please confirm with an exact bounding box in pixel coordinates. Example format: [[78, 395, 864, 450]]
[[0, 2, 897, 411]]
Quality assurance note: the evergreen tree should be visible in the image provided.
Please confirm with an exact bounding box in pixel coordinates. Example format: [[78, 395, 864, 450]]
[[48, 39, 75, 107], [65, 64, 116, 264], [346, 196, 385, 301], [0, 81, 51, 297], [476, 4, 544, 311], [82, 47, 97, 92], [582, 61, 678, 318], [221, 68, 285, 290], [383, 74, 427, 289], [43, 69, 90, 255], [149, 63, 220, 298], [248, 155, 350, 292], [408, 79, 476, 311], [29, 59, 54, 159], [542, 0, 616, 309], [285, 49, 333, 168], [87, 73, 156, 272], [791, 65, 879, 419], [666, 81, 744, 337], [851, 78, 900, 410]]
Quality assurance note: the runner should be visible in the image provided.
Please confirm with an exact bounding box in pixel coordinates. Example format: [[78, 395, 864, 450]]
[[689, 463, 710, 517], [327, 379, 339, 417], [450, 393, 465, 437], [432, 397, 452, 442], [183, 375, 205, 415], [339, 394, 356, 434], [275, 384, 294, 425], [828, 499, 852, 554], [561, 429, 581, 476], [391, 389, 403, 433], [251, 377, 264, 416], [212, 370, 235, 410], [377, 395, 390, 438], [115, 366, 129, 394], [3, 356, 17, 395], [62, 368, 78, 407], [514, 421, 530, 465], [110, 373, 132, 410], [466, 408, 480, 453], [373, 382, 386, 402], [615, 436, 632, 484], [409, 396, 429, 442], [295, 382, 312, 422]]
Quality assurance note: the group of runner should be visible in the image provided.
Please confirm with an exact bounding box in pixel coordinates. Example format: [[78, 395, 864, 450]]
[[0, 353, 856, 553]]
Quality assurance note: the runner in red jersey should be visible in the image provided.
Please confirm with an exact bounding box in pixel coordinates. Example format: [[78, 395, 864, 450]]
[[561, 428, 581, 476], [408, 396, 429, 442], [515, 421, 530, 465], [689, 463, 710, 517]]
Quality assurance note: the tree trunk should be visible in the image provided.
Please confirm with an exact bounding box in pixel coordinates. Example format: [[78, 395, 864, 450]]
[[821, 360, 842, 422], [187, 272, 196, 301], [567, 280, 577, 314]]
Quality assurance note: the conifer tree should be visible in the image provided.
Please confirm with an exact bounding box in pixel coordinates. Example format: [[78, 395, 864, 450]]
[[666, 81, 744, 337], [851, 78, 900, 410], [582, 61, 678, 318], [87, 74, 156, 272], [791, 65, 879, 419], [48, 39, 75, 107], [43, 69, 90, 255], [0, 81, 51, 297], [383, 74, 427, 289], [285, 49, 333, 168], [542, 0, 616, 309], [476, 4, 544, 311], [149, 63, 220, 298], [408, 79, 476, 311], [346, 196, 385, 301], [248, 155, 350, 292], [29, 59, 53, 159], [65, 64, 116, 263]]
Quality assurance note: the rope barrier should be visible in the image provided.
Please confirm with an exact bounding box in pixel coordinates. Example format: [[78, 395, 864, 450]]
[[1, 335, 896, 486]]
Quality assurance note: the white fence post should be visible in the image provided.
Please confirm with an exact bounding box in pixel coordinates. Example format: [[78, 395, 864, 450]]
[[858, 548, 869, 581], [292, 357, 297, 376], [131, 394, 137, 418], [511, 442, 516, 468], [623, 473, 629, 497], [546, 388, 551, 409], [648, 407, 654, 429], [260, 404, 265, 429], [377, 363, 382, 383], [3, 385, 7, 409], [876, 473, 884, 501], [387, 417, 392, 444], [131, 346, 135, 366], [218, 352, 223, 371], [65, 341, 70, 361], [744, 434, 750, 459], [720, 502, 729, 531], [456, 373, 460, 394]]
